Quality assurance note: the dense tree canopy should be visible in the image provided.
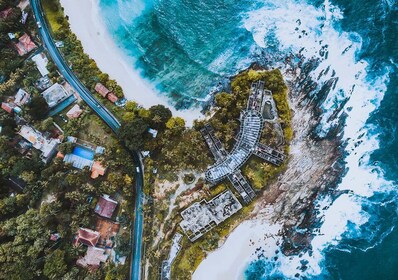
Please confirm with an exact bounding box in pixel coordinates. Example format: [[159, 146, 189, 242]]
[[148, 105, 172, 129], [119, 117, 149, 151], [28, 95, 49, 121]]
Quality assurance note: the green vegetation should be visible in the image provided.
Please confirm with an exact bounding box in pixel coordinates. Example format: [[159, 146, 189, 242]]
[[0, 0, 134, 278], [1, 0, 292, 279], [41, 0, 125, 117], [143, 68, 292, 279]]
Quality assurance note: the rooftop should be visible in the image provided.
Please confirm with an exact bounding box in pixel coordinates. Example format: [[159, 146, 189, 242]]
[[94, 83, 110, 98], [15, 33, 36, 56], [91, 161, 106, 179], [66, 104, 83, 119], [14, 89, 30, 106], [41, 83, 71, 108], [31, 52, 49, 77], [18, 125, 60, 163], [94, 195, 118, 219], [0, 8, 12, 19], [76, 247, 109, 268], [74, 228, 100, 247], [107, 93, 118, 103], [180, 190, 242, 241], [1, 102, 14, 114], [95, 217, 120, 248]]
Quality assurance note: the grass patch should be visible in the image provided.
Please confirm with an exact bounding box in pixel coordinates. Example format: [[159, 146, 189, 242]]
[[41, 0, 63, 32]]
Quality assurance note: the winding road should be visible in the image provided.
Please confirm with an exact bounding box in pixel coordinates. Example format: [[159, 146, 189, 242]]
[[30, 1, 144, 279]]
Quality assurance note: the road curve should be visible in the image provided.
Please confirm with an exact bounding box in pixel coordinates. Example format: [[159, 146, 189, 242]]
[[30, 1, 144, 279]]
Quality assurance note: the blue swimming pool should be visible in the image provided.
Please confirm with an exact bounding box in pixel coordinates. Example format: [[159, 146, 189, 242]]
[[72, 146, 95, 160]]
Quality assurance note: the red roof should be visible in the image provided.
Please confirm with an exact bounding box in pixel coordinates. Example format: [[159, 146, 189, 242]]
[[107, 93, 118, 103], [74, 228, 100, 247], [94, 195, 118, 219], [15, 33, 37, 56], [1, 102, 14, 114], [94, 83, 110, 98], [0, 8, 13, 19]]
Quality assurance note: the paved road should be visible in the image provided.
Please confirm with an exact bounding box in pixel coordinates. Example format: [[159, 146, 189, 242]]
[[30, 1, 144, 279]]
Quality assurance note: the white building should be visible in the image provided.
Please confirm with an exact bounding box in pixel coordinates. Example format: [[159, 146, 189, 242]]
[[41, 83, 71, 108], [18, 125, 60, 163], [14, 89, 30, 106], [32, 52, 49, 77]]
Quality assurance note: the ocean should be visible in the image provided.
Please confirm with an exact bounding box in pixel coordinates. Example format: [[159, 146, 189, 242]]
[[98, 0, 398, 279]]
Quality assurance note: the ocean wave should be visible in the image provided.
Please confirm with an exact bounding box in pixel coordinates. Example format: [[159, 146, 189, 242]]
[[242, 0, 394, 278], [98, 0, 395, 276]]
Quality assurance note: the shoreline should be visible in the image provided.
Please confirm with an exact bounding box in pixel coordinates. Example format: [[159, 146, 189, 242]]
[[59, 0, 204, 126], [193, 217, 283, 280], [193, 64, 343, 278]]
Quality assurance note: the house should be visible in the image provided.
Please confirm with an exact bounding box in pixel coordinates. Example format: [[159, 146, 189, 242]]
[[55, 41, 64, 48], [50, 233, 61, 241], [60, 137, 107, 178], [148, 128, 158, 138], [91, 161, 106, 179], [94, 83, 110, 98], [18, 0, 30, 11], [18, 125, 60, 163], [95, 217, 120, 247], [7, 33, 15, 40], [35, 76, 52, 91], [94, 195, 118, 219], [31, 52, 49, 76], [41, 83, 71, 108], [76, 247, 109, 268], [74, 228, 100, 247], [66, 104, 83, 119], [0, 8, 13, 19], [107, 92, 118, 103], [1, 102, 14, 114], [14, 33, 37, 56], [21, 10, 28, 24], [14, 89, 30, 106]]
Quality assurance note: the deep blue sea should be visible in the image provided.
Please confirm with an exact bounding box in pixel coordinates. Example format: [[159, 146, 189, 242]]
[[99, 0, 398, 278]]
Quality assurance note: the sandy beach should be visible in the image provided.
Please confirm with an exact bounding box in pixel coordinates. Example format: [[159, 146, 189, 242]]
[[59, 0, 204, 125], [194, 216, 282, 280]]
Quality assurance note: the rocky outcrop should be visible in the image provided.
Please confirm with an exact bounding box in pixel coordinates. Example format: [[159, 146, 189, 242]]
[[252, 57, 346, 256]]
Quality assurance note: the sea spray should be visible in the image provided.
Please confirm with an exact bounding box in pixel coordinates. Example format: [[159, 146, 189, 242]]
[[96, 0, 397, 278]]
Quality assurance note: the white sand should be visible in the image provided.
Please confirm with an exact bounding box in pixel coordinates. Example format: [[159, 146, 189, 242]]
[[193, 211, 282, 280], [59, 0, 204, 126]]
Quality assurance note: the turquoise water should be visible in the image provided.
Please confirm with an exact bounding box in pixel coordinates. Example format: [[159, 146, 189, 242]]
[[99, 0, 398, 278], [72, 146, 94, 160]]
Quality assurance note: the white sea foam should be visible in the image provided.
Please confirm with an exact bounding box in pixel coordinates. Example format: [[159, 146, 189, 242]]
[[196, 0, 393, 278]]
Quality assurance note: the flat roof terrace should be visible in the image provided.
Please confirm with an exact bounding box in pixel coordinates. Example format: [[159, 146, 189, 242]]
[[180, 190, 242, 241]]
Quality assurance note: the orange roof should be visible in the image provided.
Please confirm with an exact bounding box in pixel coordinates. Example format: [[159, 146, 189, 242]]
[[91, 161, 106, 179], [94, 83, 110, 98], [56, 151, 65, 159], [95, 217, 120, 247]]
